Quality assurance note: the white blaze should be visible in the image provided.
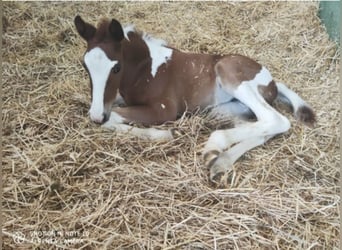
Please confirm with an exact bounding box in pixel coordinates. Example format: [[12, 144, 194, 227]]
[[84, 47, 118, 122]]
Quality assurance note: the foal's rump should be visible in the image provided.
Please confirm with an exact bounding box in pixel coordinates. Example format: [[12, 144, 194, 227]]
[[211, 54, 315, 126]]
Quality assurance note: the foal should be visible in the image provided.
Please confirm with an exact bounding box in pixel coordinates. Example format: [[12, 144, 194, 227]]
[[74, 16, 315, 183]]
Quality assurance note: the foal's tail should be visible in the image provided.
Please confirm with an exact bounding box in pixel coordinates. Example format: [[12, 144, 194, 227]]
[[275, 82, 316, 127]]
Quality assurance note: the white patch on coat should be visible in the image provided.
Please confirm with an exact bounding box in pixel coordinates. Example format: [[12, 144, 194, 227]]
[[84, 47, 118, 123], [142, 34, 173, 77], [249, 66, 273, 87]]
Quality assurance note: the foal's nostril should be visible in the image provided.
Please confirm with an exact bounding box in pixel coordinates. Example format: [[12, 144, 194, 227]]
[[90, 112, 109, 124], [103, 113, 110, 123]]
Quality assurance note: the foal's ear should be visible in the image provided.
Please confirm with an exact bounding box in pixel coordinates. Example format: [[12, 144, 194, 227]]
[[109, 19, 124, 42], [74, 15, 96, 41]]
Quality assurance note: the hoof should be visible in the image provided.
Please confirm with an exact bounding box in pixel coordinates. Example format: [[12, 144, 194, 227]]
[[210, 171, 225, 185], [209, 171, 234, 188], [170, 128, 185, 138], [208, 153, 233, 185], [203, 150, 220, 169]]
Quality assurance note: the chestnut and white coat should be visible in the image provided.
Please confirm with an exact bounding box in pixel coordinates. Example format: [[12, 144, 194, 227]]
[[74, 16, 315, 183]]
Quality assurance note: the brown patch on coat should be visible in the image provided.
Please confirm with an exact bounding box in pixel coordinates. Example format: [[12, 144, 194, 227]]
[[214, 54, 262, 87], [258, 80, 278, 104]]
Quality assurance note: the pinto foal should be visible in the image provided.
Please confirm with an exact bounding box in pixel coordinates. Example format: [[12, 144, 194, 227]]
[[74, 16, 315, 182]]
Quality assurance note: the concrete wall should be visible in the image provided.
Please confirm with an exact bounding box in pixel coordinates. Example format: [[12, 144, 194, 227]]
[[319, 1, 341, 43]]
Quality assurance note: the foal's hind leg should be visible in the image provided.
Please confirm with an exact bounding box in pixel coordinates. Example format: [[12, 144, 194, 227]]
[[203, 68, 291, 182]]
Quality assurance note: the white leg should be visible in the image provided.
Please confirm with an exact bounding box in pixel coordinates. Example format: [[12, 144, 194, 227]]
[[276, 82, 306, 111], [204, 81, 290, 157], [102, 112, 173, 141], [203, 79, 291, 182], [208, 136, 272, 182], [203, 121, 282, 154]]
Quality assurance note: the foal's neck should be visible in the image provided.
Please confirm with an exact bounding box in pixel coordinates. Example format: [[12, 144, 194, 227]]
[[122, 32, 150, 63]]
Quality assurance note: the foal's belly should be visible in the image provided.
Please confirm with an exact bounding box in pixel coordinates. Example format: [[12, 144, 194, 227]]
[[185, 77, 234, 112], [212, 79, 235, 105]]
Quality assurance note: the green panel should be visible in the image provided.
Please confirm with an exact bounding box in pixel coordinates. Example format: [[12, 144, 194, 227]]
[[319, 1, 341, 42]]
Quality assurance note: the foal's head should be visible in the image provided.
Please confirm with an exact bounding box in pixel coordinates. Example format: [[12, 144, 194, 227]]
[[74, 15, 124, 124]]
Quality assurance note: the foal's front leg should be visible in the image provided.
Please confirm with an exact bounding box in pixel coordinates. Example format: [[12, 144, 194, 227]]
[[206, 135, 273, 182], [102, 103, 177, 141]]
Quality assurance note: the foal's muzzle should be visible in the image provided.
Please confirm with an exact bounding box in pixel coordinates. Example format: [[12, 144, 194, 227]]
[[91, 112, 109, 124]]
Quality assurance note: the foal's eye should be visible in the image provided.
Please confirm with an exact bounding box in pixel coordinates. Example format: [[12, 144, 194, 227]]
[[112, 63, 121, 74]]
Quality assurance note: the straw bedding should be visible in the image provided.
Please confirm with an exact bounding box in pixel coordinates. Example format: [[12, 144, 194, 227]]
[[2, 2, 340, 249]]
